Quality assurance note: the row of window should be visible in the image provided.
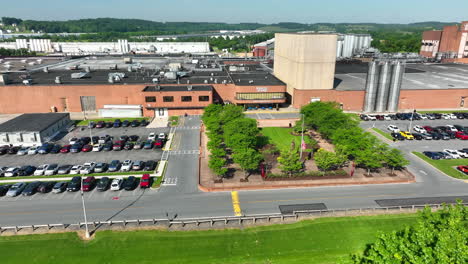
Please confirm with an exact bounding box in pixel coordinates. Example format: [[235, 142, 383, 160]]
[[236, 92, 285, 101], [145, 96, 210, 103]]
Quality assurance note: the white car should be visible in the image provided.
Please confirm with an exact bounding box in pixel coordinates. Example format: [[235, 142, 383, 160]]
[[121, 160, 133, 172], [44, 164, 59, 176], [387, 125, 400, 133], [158, 133, 166, 140], [413, 126, 427, 133], [383, 115, 392, 121], [16, 147, 29, 156], [110, 178, 123, 191], [419, 114, 428, 120], [449, 114, 458, 119], [34, 164, 50, 176], [92, 144, 103, 152], [441, 114, 451, 120], [445, 125, 458, 132], [148, 132, 156, 141], [4, 167, 20, 177], [455, 150, 468, 158], [69, 138, 79, 144], [69, 165, 83, 175], [367, 115, 377, 121], [443, 149, 461, 159], [27, 146, 39, 155], [80, 162, 96, 174]]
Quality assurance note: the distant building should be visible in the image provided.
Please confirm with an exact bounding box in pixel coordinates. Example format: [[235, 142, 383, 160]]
[[420, 21, 468, 63], [0, 113, 71, 146]]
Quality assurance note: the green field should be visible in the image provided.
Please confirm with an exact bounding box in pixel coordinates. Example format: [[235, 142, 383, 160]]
[[372, 128, 393, 141], [76, 118, 149, 126], [260, 127, 312, 152], [0, 214, 417, 264], [413, 152, 468, 180]]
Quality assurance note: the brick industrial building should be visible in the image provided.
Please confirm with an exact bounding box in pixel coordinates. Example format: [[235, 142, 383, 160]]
[[1, 33, 468, 117], [420, 21, 468, 63]]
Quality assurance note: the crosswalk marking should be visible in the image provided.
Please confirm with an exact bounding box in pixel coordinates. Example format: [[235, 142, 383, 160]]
[[176, 126, 201, 130], [168, 150, 200, 155], [162, 178, 177, 186]]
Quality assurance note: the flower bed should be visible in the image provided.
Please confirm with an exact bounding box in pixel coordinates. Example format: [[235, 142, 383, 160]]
[[265, 170, 349, 181]]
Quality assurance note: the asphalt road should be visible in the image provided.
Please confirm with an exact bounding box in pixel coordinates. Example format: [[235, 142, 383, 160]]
[[0, 115, 467, 227]]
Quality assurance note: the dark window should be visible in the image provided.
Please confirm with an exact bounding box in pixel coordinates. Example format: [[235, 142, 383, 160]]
[[163, 96, 174, 102], [181, 96, 192, 102], [145, 96, 156, 103], [199, 96, 210, 102]]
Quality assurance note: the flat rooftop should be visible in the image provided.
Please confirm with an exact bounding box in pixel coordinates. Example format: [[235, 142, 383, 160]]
[[0, 113, 69, 133], [334, 63, 468, 91], [143, 85, 213, 92]]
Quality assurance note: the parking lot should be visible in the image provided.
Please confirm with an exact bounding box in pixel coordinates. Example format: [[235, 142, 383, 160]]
[[0, 126, 169, 168]]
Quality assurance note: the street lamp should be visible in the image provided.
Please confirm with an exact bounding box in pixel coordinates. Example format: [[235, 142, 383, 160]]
[[80, 176, 90, 238]]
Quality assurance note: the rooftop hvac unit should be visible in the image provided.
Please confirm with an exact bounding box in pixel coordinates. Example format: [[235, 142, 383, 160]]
[[43, 67, 49, 73], [128, 66, 133, 72], [55, 76, 61, 84], [249, 80, 254, 84], [71, 72, 90, 79], [22, 79, 32, 85], [187, 85, 193, 91], [0, 74, 9, 85], [204, 80, 208, 84], [85, 66, 91, 73], [152, 78, 159, 83]]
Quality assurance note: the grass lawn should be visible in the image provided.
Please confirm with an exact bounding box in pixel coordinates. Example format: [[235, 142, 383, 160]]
[[372, 128, 393, 141], [169, 116, 179, 126], [76, 118, 149, 126], [0, 214, 417, 264], [0, 171, 154, 182], [261, 127, 312, 152], [151, 176, 163, 188], [413, 152, 468, 180]]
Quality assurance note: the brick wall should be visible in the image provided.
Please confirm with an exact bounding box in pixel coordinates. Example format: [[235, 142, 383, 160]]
[[293, 89, 366, 111]]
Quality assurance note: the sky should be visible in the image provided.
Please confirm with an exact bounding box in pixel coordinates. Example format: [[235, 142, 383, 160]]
[[1, 0, 467, 24]]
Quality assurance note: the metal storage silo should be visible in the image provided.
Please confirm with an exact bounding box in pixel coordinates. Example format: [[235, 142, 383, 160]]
[[387, 61, 405, 112], [336, 40, 343, 58], [364, 61, 379, 112], [342, 35, 353, 58], [375, 62, 392, 112]]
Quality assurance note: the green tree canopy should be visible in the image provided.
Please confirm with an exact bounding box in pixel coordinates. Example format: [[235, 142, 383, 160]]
[[277, 148, 303, 176], [224, 118, 259, 150], [232, 148, 263, 177], [314, 149, 346, 171]]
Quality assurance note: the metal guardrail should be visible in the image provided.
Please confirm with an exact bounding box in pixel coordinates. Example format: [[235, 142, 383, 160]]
[[1, 203, 466, 235]]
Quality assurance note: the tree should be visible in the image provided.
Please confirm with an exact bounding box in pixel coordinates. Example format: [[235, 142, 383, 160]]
[[349, 202, 468, 264], [314, 149, 346, 172], [223, 118, 259, 150], [383, 148, 409, 174], [232, 148, 263, 178], [208, 156, 228, 178], [277, 149, 303, 176], [219, 104, 244, 125], [354, 149, 383, 176]]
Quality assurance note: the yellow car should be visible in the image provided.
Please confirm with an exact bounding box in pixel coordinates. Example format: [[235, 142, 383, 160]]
[[400, 131, 414, 140]]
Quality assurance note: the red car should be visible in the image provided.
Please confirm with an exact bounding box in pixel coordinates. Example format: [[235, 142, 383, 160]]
[[140, 174, 151, 188], [82, 176, 96, 192], [153, 139, 164, 148], [81, 144, 93, 152], [96, 121, 105, 128], [423, 126, 433, 132], [457, 166, 468, 175], [60, 145, 71, 153], [455, 131, 468, 140]]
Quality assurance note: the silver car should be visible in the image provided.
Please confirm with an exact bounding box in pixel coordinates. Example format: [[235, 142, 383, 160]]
[[16, 147, 30, 156], [44, 164, 59, 176], [6, 182, 28, 197]]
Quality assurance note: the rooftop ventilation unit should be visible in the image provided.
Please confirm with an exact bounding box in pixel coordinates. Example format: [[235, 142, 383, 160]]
[[55, 76, 62, 84], [155, 85, 161, 91], [204, 80, 208, 84], [249, 80, 254, 84], [188, 85, 193, 91], [22, 79, 32, 85], [43, 67, 49, 73], [85, 66, 91, 73], [152, 78, 159, 83], [71, 72, 90, 79], [0, 74, 9, 85]]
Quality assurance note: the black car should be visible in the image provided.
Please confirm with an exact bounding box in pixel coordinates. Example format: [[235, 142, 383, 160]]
[[108, 160, 121, 172], [439, 132, 451, 140], [130, 120, 140, 127], [124, 142, 134, 150], [391, 133, 405, 141], [88, 121, 96, 129], [103, 142, 113, 151], [123, 176, 137, 191], [50, 144, 62, 154], [8, 146, 21, 154], [18, 165, 36, 176], [105, 122, 113, 128], [70, 143, 83, 153], [412, 133, 424, 140], [67, 176, 82, 192], [92, 136, 100, 144], [140, 120, 149, 127], [22, 181, 42, 196], [144, 160, 157, 171], [37, 181, 56, 193], [433, 113, 442, 119], [0, 185, 12, 196], [96, 177, 111, 191], [423, 151, 442, 160], [113, 119, 122, 128], [430, 132, 441, 140], [80, 137, 91, 145], [122, 120, 130, 127], [119, 135, 129, 142], [129, 135, 139, 142], [0, 147, 8, 155]]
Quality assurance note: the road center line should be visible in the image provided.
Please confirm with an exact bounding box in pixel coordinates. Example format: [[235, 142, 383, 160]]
[[231, 191, 242, 216]]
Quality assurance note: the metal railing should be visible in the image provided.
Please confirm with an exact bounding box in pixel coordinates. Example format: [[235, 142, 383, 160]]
[[1, 203, 466, 235]]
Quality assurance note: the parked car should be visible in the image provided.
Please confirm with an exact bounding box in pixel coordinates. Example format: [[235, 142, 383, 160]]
[[140, 174, 151, 188], [158, 133, 166, 140], [121, 160, 133, 172], [82, 176, 96, 192], [412, 133, 424, 140], [134, 141, 145, 150], [57, 165, 73, 175], [140, 120, 149, 127], [16, 147, 30, 156], [80, 137, 91, 144], [113, 119, 122, 128], [108, 160, 121, 172], [18, 165, 36, 176], [7, 182, 28, 197], [122, 120, 130, 127], [103, 142, 113, 151], [8, 146, 20, 154], [144, 160, 157, 171], [50, 144, 61, 154], [148, 132, 156, 141], [98, 135, 111, 144], [82, 144, 93, 152], [423, 151, 442, 160], [399, 131, 414, 140], [457, 165, 468, 175], [391, 132, 405, 141], [110, 178, 123, 191], [0, 147, 9, 155], [113, 141, 124, 151], [94, 163, 108, 173], [92, 136, 100, 144], [88, 121, 96, 129], [44, 164, 59, 176], [124, 142, 134, 150], [4, 167, 20, 177], [80, 162, 96, 174], [96, 121, 105, 128], [37, 181, 56, 193], [420, 133, 433, 140], [413, 126, 427, 133], [387, 125, 400, 133], [69, 138, 79, 144], [34, 164, 50, 176], [119, 135, 129, 142], [423, 126, 434, 132], [130, 120, 140, 127], [455, 131, 468, 140], [129, 135, 139, 141], [445, 125, 458, 132], [67, 176, 82, 192], [430, 132, 441, 140], [60, 145, 72, 153], [38, 143, 53, 154], [69, 165, 83, 175], [96, 177, 111, 191], [143, 140, 154, 149], [132, 160, 145, 171], [70, 143, 83, 153], [442, 149, 461, 159], [0, 185, 12, 196], [154, 139, 164, 148], [21, 181, 42, 196], [105, 122, 113, 128], [52, 182, 68, 194], [92, 144, 103, 152], [123, 176, 137, 190]]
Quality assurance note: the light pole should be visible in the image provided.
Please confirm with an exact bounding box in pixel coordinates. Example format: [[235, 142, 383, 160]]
[[80, 176, 90, 238], [299, 114, 305, 159]]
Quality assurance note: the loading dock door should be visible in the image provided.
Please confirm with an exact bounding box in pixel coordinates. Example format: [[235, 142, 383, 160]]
[[80, 96, 96, 112]]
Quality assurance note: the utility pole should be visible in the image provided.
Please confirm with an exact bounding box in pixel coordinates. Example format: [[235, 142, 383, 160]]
[[80, 176, 90, 238]]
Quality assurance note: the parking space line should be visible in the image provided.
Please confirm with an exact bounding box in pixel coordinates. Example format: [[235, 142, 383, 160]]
[[73, 192, 80, 200]]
